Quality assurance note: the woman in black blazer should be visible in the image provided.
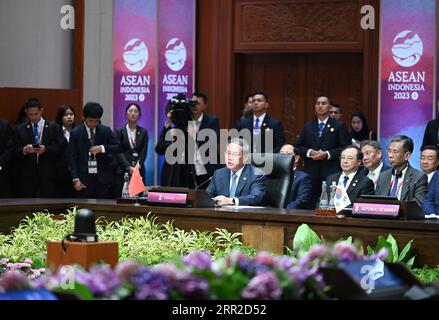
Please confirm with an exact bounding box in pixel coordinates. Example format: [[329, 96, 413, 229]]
[[55, 104, 76, 198], [113, 103, 148, 198]]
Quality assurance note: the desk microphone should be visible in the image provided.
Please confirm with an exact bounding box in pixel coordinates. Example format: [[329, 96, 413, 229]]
[[195, 176, 213, 190]]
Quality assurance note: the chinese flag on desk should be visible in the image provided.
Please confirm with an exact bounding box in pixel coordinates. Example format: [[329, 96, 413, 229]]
[[129, 162, 146, 197]]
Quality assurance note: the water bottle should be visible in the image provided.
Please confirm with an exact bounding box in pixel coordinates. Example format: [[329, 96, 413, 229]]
[[122, 172, 130, 199], [328, 181, 337, 210], [319, 181, 328, 210]]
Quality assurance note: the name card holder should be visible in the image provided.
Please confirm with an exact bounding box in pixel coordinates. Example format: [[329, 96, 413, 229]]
[[351, 198, 423, 220], [117, 187, 217, 208], [147, 191, 188, 206]]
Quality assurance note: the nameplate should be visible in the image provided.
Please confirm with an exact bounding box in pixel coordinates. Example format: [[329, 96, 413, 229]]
[[147, 192, 187, 205], [352, 203, 400, 217]]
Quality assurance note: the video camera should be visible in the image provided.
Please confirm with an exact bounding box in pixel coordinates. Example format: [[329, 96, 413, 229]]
[[166, 93, 196, 129]]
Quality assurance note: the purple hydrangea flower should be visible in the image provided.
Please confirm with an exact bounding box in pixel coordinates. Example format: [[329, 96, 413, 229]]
[[152, 263, 180, 282], [0, 270, 31, 292], [254, 251, 276, 267], [182, 251, 212, 270], [0, 258, 9, 265], [299, 244, 328, 266], [332, 243, 362, 262], [225, 250, 249, 268], [369, 248, 389, 261], [115, 260, 140, 282], [80, 265, 122, 297], [275, 256, 294, 271], [177, 274, 209, 300], [131, 266, 171, 300], [241, 272, 282, 300]]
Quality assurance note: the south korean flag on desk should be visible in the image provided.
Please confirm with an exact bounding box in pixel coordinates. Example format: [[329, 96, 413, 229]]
[[334, 182, 351, 213]]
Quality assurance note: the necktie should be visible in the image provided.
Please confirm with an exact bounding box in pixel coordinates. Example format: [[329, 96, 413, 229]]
[[343, 176, 349, 189], [230, 173, 238, 198], [33, 123, 39, 144], [318, 122, 324, 137], [389, 172, 401, 197], [254, 118, 260, 129], [90, 128, 95, 146]]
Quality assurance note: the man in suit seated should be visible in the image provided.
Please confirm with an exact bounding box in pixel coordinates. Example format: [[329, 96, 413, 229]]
[[420, 145, 439, 184], [326, 145, 374, 205], [68, 102, 121, 199], [295, 95, 351, 209], [360, 140, 391, 189], [375, 135, 427, 207], [279, 144, 312, 209], [423, 171, 439, 214], [206, 138, 265, 206], [234, 92, 285, 153]]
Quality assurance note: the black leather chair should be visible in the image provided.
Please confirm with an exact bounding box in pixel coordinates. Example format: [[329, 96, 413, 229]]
[[251, 153, 294, 208]]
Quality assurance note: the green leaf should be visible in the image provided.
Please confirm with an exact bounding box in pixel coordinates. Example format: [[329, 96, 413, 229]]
[[341, 236, 352, 244], [386, 234, 399, 262], [292, 224, 321, 252], [375, 237, 393, 262], [405, 255, 416, 269], [54, 282, 94, 300], [366, 245, 374, 256], [398, 240, 413, 263]]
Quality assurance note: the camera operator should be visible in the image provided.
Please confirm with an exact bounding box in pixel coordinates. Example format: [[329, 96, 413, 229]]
[[155, 94, 198, 188]]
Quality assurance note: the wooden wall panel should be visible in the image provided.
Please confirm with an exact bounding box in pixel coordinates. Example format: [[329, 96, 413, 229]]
[[196, 0, 379, 131], [234, 0, 364, 52], [235, 53, 365, 143], [0, 88, 81, 124]]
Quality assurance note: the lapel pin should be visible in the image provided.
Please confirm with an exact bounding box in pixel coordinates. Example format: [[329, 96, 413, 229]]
[[327, 124, 330, 128], [243, 177, 247, 181], [330, 128, 334, 132]]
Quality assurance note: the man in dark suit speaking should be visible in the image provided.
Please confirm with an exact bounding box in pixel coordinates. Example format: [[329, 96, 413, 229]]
[[206, 138, 265, 206], [295, 96, 351, 208], [68, 102, 121, 199]]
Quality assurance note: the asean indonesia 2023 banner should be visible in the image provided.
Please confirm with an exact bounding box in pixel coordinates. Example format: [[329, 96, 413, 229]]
[[113, 0, 195, 186], [379, 0, 436, 169]]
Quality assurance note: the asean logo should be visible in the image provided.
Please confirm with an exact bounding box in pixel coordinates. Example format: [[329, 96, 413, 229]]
[[391, 30, 423, 68], [165, 38, 187, 72], [123, 39, 149, 72]]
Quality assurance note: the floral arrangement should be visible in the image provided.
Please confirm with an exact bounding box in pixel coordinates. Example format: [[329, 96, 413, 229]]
[[0, 242, 388, 300], [0, 258, 45, 280]]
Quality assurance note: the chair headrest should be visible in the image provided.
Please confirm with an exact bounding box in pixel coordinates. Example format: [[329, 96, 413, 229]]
[[251, 153, 293, 176]]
